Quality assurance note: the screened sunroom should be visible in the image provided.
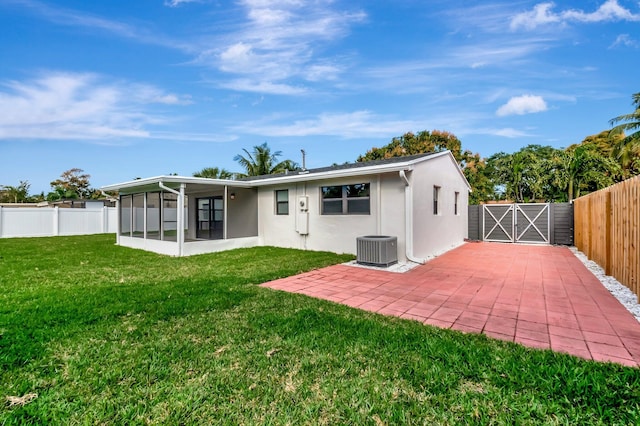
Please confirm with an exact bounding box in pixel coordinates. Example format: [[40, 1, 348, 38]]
[[103, 176, 259, 256], [119, 191, 186, 242]]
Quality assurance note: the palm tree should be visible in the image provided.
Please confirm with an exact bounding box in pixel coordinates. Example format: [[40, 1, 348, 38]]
[[564, 145, 620, 200], [192, 167, 234, 180], [610, 92, 640, 177], [0, 181, 30, 203], [234, 142, 298, 177], [489, 146, 551, 202]]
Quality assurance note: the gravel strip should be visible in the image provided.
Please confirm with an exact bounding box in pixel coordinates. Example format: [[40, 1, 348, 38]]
[[571, 247, 640, 322], [344, 259, 421, 273]]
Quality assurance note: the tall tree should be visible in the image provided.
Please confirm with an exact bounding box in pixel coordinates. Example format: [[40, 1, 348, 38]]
[[568, 129, 637, 179], [609, 92, 640, 164], [463, 153, 493, 204], [486, 145, 558, 202], [613, 141, 640, 179], [499, 142, 621, 202], [358, 130, 491, 203], [541, 150, 570, 202], [193, 167, 234, 180], [234, 143, 298, 177], [358, 130, 464, 163], [48, 168, 92, 200], [562, 144, 619, 200], [0, 181, 31, 203]]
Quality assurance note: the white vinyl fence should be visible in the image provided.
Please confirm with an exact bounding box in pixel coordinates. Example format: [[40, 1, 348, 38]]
[[0, 207, 118, 238]]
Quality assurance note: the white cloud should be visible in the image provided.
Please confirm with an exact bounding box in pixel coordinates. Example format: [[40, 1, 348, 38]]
[[153, 94, 192, 105], [219, 43, 256, 73], [511, 0, 640, 31], [200, 0, 365, 93], [129, 84, 193, 105], [304, 64, 343, 82], [164, 0, 201, 7], [562, 0, 639, 23], [233, 110, 420, 139], [7, 0, 193, 52], [443, 3, 518, 34], [359, 36, 553, 96], [496, 95, 548, 116], [246, 5, 292, 25], [0, 72, 189, 140], [465, 127, 534, 138], [452, 39, 552, 67], [491, 128, 534, 138], [220, 79, 307, 95], [610, 33, 639, 48], [149, 131, 237, 143], [510, 3, 560, 30]]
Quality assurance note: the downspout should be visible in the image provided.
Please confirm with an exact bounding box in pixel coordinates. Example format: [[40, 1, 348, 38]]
[[159, 181, 185, 257], [376, 175, 382, 235], [399, 170, 426, 264], [303, 182, 307, 250], [298, 182, 308, 250]]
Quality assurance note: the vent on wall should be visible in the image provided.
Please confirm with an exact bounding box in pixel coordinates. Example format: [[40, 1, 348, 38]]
[[356, 236, 398, 267]]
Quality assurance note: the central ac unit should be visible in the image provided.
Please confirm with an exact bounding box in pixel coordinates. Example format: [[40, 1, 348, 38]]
[[356, 235, 398, 267]]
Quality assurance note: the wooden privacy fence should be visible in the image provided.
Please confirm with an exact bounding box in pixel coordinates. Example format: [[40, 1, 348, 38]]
[[574, 175, 640, 301]]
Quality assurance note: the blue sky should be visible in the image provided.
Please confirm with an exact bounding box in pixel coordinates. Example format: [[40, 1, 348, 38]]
[[1, 0, 639, 194]]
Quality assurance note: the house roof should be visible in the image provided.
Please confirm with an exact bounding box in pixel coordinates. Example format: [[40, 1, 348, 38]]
[[238, 152, 440, 181], [101, 150, 471, 193]]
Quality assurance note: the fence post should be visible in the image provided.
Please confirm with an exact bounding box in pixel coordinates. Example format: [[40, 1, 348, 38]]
[[549, 203, 555, 245], [586, 197, 592, 258], [102, 206, 107, 233], [0, 206, 3, 238], [605, 191, 612, 275], [53, 206, 59, 236]]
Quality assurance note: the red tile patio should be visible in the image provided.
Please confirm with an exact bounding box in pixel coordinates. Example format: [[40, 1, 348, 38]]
[[262, 242, 640, 367]]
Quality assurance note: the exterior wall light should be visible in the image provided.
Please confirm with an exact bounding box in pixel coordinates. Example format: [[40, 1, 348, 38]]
[[230, 193, 236, 200]]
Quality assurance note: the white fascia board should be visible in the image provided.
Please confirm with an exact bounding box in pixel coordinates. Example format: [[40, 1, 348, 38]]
[[440, 151, 473, 191], [248, 153, 451, 186], [248, 165, 407, 186], [100, 175, 254, 192], [100, 151, 462, 191]]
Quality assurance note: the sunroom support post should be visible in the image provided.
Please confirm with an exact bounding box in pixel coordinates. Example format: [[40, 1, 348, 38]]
[[159, 181, 186, 256], [223, 185, 228, 240], [177, 183, 185, 256], [143, 192, 148, 239]]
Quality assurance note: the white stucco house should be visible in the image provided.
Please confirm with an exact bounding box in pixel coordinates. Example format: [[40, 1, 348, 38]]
[[101, 151, 471, 264]]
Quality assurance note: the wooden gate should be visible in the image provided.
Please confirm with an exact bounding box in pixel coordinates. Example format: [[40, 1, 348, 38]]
[[482, 203, 550, 244]]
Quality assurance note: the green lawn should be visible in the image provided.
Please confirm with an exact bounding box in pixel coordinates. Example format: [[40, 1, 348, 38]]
[[1, 235, 639, 424]]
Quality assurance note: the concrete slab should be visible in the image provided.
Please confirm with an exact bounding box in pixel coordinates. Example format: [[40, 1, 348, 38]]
[[262, 242, 640, 367]]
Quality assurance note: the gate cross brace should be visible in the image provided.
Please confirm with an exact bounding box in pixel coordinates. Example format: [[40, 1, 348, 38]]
[[516, 205, 548, 242], [484, 205, 513, 241]]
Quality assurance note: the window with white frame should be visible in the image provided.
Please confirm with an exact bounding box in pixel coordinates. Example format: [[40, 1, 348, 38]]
[[275, 189, 289, 215], [433, 186, 441, 215], [321, 183, 370, 215]]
